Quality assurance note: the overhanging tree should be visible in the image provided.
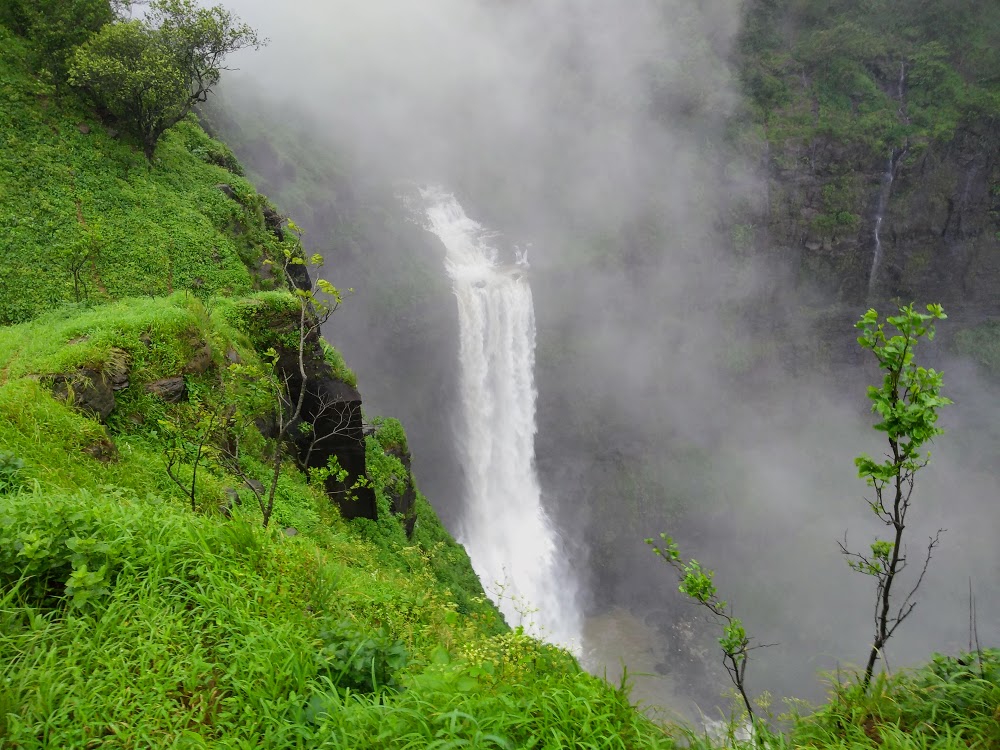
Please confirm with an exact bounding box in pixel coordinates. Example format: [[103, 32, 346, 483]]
[[68, 0, 263, 159]]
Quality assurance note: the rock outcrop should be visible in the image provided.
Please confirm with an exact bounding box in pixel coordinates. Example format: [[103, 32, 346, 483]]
[[258, 299, 376, 521]]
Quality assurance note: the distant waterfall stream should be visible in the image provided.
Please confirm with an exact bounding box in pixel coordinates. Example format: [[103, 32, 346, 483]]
[[867, 152, 897, 296], [868, 63, 908, 297], [420, 187, 581, 650]]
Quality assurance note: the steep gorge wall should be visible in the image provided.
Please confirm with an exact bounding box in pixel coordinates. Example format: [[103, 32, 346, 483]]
[[764, 118, 1000, 311]]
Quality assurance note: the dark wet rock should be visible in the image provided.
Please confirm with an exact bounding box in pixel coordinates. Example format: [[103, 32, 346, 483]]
[[184, 342, 213, 375], [262, 205, 285, 242], [52, 369, 116, 422], [110, 370, 130, 391], [83, 433, 118, 463], [145, 377, 186, 403]]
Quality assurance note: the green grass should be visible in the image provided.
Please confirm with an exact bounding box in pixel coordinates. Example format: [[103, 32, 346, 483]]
[[784, 653, 1000, 749], [0, 294, 675, 748]]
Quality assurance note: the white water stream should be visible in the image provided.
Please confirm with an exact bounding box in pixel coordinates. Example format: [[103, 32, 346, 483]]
[[867, 152, 895, 296], [420, 187, 581, 650], [868, 63, 908, 297]]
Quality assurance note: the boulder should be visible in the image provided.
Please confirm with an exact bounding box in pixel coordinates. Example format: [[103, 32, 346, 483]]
[[145, 377, 186, 403], [184, 341, 213, 375], [52, 369, 116, 422]]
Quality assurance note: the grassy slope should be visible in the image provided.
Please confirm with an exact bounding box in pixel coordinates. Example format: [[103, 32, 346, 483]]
[[0, 24, 288, 326], [0, 297, 671, 748]]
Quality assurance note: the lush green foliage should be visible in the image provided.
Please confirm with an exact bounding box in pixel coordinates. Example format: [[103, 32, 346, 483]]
[[0, 294, 679, 747], [1, 12, 993, 746], [0, 452, 26, 495], [67, 0, 262, 158], [0, 0, 112, 85], [735, 0, 1000, 244], [787, 650, 1000, 750], [69, 19, 192, 159], [739, 0, 1000, 151]]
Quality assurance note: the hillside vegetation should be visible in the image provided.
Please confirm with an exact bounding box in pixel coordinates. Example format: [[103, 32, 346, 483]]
[[739, 0, 1000, 152], [0, 23, 275, 325], [733, 0, 1000, 304], [1, 4, 998, 749], [0, 294, 675, 748], [0, 12, 674, 748]]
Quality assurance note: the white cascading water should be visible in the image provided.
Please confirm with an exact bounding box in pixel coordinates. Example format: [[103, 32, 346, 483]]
[[420, 186, 581, 650], [869, 63, 908, 297], [867, 154, 894, 296]]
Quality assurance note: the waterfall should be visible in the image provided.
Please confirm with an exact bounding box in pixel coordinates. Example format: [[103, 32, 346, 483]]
[[869, 63, 908, 297], [867, 154, 894, 296], [420, 186, 581, 650]]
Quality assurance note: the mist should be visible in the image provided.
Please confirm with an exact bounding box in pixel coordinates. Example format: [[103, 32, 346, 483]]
[[211, 0, 1000, 718]]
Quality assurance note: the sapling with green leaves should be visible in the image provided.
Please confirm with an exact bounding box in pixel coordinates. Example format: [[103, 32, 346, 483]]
[[645, 534, 762, 728], [160, 394, 220, 512], [224, 249, 344, 527], [841, 303, 951, 690]]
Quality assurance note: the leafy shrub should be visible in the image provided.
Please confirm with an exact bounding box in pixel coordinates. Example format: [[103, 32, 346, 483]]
[[3, 0, 113, 83], [0, 490, 126, 607], [315, 619, 409, 694], [0, 452, 25, 494], [372, 417, 408, 454]]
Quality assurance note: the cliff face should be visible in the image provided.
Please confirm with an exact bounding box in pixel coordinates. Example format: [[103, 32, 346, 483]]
[[277, 332, 375, 522], [738, 0, 1000, 318], [765, 118, 1000, 312]]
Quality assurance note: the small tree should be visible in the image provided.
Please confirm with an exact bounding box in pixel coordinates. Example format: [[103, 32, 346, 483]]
[[68, 0, 263, 159], [61, 222, 103, 303], [160, 396, 219, 512], [646, 535, 762, 732], [841, 303, 951, 689]]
